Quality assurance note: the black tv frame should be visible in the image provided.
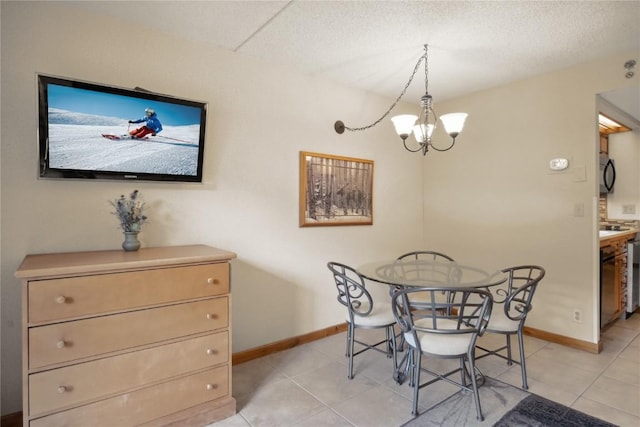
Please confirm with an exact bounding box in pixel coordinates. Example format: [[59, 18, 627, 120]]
[[38, 74, 207, 182]]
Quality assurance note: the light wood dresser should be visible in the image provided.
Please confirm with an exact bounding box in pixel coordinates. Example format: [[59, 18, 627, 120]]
[[15, 245, 237, 427]]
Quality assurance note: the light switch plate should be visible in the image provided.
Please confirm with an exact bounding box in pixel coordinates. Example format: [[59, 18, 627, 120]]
[[622, 204, 637, 215]]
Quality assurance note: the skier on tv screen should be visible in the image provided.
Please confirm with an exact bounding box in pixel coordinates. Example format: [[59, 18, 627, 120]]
[[129, 108, 163, 139]]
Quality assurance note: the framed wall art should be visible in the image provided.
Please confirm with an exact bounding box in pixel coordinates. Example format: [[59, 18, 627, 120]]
[[299, 151, 373, 227]]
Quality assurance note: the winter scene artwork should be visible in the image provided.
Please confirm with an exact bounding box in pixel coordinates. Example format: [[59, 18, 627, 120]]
[[39, 75, 206, 182], [299, 151, 374, 227]]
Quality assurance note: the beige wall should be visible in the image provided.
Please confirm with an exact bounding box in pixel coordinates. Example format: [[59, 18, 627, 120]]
[[2, 0, 639, 416], [424, 52, 639, 342], [0, 2, 424, 413]]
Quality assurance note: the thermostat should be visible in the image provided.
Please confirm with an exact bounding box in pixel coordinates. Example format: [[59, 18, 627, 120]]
[[549, 158, 569, 171]]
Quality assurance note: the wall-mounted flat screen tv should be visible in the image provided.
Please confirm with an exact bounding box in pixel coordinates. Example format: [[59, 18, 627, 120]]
[[38, 74, 207, 182]]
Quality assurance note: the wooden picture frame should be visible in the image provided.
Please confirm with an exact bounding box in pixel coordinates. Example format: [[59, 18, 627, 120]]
[[299, 151, 373, 227]]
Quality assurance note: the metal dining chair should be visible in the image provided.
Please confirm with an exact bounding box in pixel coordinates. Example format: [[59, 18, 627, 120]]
[[396, 250, 456, 282], [395, 250, 459, 307], [397, 250, 455, 261], [391, 287, 493, 420], [475, 265, 545, 389], [327, 262, 398, 379]]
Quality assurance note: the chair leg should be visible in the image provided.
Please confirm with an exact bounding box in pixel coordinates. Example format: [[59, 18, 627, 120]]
[[517, 329, 528, 389], [460, 358, 467, 386], [347, 323, 355, 379], [397, 332, 406, 352], [388, 325, 398, 371], [467, 353, 484, 422], [505, 334, 513, 365], [407, 349, 415, 387], [411, 348, 421, 416], [345, 323, 351, 358]]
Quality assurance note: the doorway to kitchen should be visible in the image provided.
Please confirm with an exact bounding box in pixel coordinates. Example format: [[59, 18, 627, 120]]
[[597, 86, 640, 333]]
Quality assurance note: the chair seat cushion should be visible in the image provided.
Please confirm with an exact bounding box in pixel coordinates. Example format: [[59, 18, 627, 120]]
[[412, 318, 474, 356], [348, 301, 396, 327], [487, 303, 520, 332]]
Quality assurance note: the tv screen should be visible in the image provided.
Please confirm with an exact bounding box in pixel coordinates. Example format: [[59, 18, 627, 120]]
[[38, 74, 207, 182]]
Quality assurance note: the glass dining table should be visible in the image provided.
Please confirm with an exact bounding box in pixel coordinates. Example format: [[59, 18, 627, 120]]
[[357, 258, 507, 289], [357, 258, 507, 385]]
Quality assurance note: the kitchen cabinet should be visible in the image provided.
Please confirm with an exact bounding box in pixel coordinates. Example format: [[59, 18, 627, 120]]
[[600, 134, 608, 155], [15, 245, 237, 427], [600, 231, 636, 328]]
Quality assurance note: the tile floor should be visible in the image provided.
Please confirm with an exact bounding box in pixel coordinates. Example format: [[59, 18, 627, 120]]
[[211, 315, 640, 427]]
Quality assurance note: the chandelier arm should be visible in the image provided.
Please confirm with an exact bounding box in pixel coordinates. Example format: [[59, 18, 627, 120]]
[[429, 138, 456, 152], [402, 139, 425, 153], [340, 53, 427, 132]]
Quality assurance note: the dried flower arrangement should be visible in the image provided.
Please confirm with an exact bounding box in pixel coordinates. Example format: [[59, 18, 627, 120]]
[[110, 190, 148, 232]]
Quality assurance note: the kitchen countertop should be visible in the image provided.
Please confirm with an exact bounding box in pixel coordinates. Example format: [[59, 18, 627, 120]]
[[599, 228, 639, 245]]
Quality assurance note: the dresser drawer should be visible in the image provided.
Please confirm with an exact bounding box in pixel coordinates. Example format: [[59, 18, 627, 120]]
[[29, 297, 228, 369], [29, 331, 229, 416], [29, 366, 229, 427], [28, 263, 229, 323]]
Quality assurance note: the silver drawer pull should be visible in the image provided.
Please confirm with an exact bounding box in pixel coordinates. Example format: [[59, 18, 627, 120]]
[[206, 313, 218, 320], [206, 348, 217, 355], [55, 296, 67, 304], [57, 386, 67, 393], [206, 383, 217, 390], [56, 340, 66, 349]]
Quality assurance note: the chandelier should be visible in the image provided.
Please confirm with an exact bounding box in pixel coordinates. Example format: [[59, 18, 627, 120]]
[[334, 44, 468, 156]]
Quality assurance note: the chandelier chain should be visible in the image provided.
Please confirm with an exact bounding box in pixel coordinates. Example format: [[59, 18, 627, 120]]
[[343, 50, 427, 132], [424, 44, 429, 94]]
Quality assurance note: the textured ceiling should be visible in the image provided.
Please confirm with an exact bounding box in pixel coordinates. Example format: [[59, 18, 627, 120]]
[[73, 0, 640, 118]]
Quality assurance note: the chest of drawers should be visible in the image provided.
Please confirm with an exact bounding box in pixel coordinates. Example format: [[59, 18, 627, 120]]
[[16, 245, 237, 427]]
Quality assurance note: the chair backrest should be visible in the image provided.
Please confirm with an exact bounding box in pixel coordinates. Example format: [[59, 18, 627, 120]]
[[499, 265, 545, 323], [390, 287, 493, 353], [327, 262, 374, 322], [396, 251, 458, 284], [397, 250, 455, 262]]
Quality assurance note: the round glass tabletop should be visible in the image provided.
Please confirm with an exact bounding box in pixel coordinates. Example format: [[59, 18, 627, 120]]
[[357, 259, 507, 288]]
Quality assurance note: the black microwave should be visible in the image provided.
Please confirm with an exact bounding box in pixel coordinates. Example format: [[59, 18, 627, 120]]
[[599, 155, 616, 194]]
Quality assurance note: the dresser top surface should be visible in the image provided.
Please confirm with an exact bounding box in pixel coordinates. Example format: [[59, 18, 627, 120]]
[[16, 245, 237, 279]]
